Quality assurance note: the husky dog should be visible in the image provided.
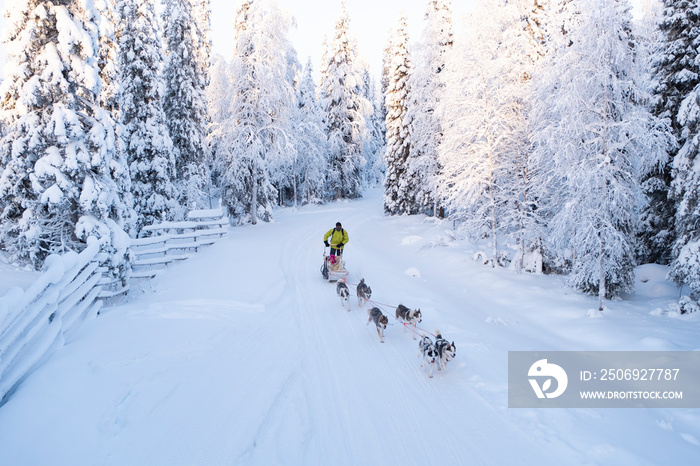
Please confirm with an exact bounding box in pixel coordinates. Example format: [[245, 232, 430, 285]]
[[418, 335, 438, 378], [366, 307, 389, 343], [434, 330, 456, 372], [395, 304, 422, 339], [336, 279, 350, 309], [356, 278, 372, 307]]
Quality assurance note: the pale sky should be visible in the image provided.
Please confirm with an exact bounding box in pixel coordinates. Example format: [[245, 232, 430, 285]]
[[0, 0, 476, 80], [0, 0, 648, 81], [211, 0, 476, 78]]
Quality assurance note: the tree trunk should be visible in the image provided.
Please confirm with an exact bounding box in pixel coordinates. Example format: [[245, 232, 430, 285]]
[[489, 150, 497, 268], [251, 161, 258, 225], [599, 240, 605, 311]]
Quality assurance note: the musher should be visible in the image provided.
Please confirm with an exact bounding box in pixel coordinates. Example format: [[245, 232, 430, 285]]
[[324, 222, 349, 257]]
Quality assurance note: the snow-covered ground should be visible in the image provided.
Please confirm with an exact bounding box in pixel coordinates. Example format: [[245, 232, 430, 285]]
[[0, 253, 40, 296], [0, 189, 698, 465]]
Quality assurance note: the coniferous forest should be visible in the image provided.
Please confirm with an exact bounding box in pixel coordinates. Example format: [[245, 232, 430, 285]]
[[0, 0, 698, 312]]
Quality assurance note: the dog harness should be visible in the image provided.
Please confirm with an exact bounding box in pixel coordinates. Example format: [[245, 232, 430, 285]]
[[435, 338, 448, 356]]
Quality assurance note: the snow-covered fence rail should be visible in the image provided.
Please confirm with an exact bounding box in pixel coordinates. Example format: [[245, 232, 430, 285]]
[[0, 209, 228, 406], [93, 249, 132, 301], [130, 208, 228, 280], [0, 240, 103, 405]]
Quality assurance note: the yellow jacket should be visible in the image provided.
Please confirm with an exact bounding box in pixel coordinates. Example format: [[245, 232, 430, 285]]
[[324, 228, 349, 249]]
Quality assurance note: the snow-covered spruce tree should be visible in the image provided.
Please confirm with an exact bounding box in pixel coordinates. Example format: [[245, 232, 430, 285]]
[[162, 0, 210, 210], [531, 0, 668, 310], [193, 0, 212, 90], [438, 2, 540, 269], [666, 8, 700, 305], [193, 0, 214, 205], [118, 0, 179, 235], [494, 0, 547, 272], [92, 0, 135, 281], [217, 0, 295, 224], [527, 0, 584, 275], [95, 0, 119, 116], [383, 13, 413, 215], [406, 0, 453, 216], [0, 90, 5, 139], [268, 42, 302, 207], [0, 0, 129, 270], [320, 2, 369, 200], [95, 0, 136, 238], [361, 69, 385, 188], [206, 54, 231, 194], [438, 5, 501, 262], [641, 1, 698, 265], [292, 59, 328, 206], [380, 32, 392, 143]]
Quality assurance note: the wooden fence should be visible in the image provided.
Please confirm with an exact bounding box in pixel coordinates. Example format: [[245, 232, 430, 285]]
[[0, 240, 103, 405], [0, 208, 228, 405], [131, 208, 228, 280]]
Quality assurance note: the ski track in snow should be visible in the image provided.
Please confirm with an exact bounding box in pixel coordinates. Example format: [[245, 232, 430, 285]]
[[0, 189, 699, 465]]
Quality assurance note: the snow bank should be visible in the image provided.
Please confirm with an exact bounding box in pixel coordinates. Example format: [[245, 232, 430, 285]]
[[634, 264, 680, 298]]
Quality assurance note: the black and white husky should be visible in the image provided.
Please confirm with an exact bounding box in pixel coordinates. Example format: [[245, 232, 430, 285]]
[[356, 278, 372, 307], [434, 330, 456, 372], [367, 307, 389, 343], [336, 279, 350, 309], [418, 335, 438, 378], [396, 304, 422, 339]]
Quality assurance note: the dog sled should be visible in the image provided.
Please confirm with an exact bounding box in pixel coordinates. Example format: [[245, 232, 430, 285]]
[[321, 248, 349, 282]]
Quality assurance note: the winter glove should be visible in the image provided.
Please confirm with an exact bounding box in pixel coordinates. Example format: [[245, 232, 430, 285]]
[[324, 240, 329, 247], [337, 242, 344, 248]]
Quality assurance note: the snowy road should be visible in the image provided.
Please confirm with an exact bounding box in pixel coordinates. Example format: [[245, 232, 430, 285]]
[[0, 190, 699, 465]]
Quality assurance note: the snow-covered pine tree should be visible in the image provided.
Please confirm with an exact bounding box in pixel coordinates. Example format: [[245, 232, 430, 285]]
[[206, 54, 231, 194], [268, 41, 302, 207], [193, 0, 212, 90], [193, 0, 214, 206], [641, 1, 698, 265], [293, 59, 328, 205], [666, 5, 700, 304], [380, 30, 393, 144], [531, 0, 668, 310], [92, 0, 136, 281], [0, 86, 4, 139], [95, 0, 119, 116], [382, 13, 413, 215], [526, 0, 583, 275], [406, 0, 453, 216], [539, 0, 578, 45], [95, 0, 136, 238], [439, 5, 500, 263], [217, 0, 295, 224], [361, 69, 385, 188], [0, 0, 129, 270], [162, 0, 210, 210], [438, 1, 539, 268], [495, 0, 547, 272], [320, 2, 369, 200], [118, 0, 179, 235]]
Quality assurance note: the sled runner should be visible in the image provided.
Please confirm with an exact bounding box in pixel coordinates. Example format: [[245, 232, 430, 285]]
[[321, 248, 349, 282]]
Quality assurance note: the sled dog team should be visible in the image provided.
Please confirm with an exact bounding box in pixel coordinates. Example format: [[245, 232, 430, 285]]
[[335, 277, 456, 378]]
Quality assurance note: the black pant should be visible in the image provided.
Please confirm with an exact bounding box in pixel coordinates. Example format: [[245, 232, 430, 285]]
[[330, 247, 343, 256]]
